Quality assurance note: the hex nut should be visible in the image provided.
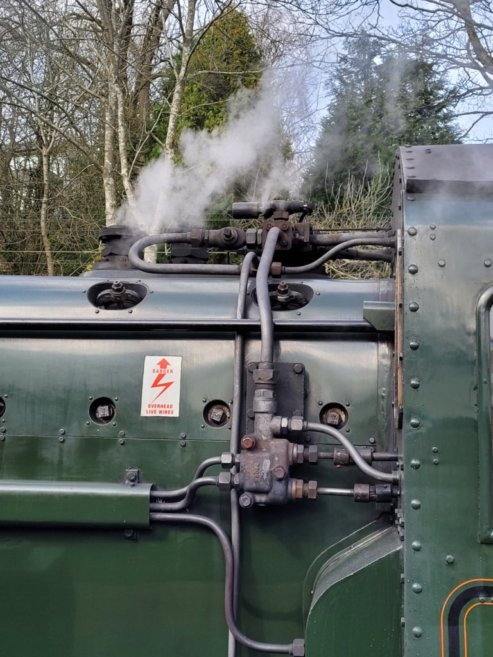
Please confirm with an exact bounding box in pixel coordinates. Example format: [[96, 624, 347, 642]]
[[292, 639, 305, 657], [304, 480, 318, 499], [217, 472, 232, 491], [290, 416, 304, 433], [239, 492, 254, 508], [307, 445, 318, 463], [290, 479, 304, 500], [292, 444, 304, 464], [220, 452, 235, 467]]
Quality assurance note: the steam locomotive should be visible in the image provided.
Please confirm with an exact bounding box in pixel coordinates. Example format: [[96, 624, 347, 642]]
[[0, 144, 491, 657]]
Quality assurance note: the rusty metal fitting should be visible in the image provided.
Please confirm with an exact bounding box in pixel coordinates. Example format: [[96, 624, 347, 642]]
[[241, 435, 256, 450], [289, 415, 304, 433], [289, 478, 304, 500], [303, 480, 318, 499], [189, 227, 206, 247], [353, 483, 370, 502], [252, 368, 278, 385], [291, 444, 304, 464], [220, 452, 236, 468], [217, 472, 233, 492], [304, 445, 319, 464], [271, 416, 289, 436], [272, 466, 286, 481], [271, 262, 282, 277]]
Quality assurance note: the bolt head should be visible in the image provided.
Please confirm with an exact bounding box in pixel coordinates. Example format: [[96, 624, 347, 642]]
[[241, 435, 256, 450], [239, 493, 254, 508], [292, 639, 305, 657]]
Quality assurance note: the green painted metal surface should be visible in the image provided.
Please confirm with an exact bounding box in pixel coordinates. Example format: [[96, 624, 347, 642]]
[[399, 145, 493, 657], [305, 526, 402, 656], [0, 274, 395, 656]]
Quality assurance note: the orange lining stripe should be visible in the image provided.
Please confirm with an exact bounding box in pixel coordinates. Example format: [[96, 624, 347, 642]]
[[440, 579, 493, 657], [463, 601, 493, 657]]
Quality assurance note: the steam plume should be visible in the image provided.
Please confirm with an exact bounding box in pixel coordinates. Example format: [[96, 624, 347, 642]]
[[117, 77, 298, 233]]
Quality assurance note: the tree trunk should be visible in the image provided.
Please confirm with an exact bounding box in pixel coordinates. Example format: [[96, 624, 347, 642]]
[[40, 145, 54, 276], [103, 85, 117, 225]]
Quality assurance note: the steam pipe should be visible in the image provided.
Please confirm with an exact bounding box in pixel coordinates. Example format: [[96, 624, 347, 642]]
[[310, 230, 393, 245], [151, 456, 222, 500], [150, 477, 218, 511], [128, 233, 241, 274], [283, 237, 396, 274], [229, 250, 256, 657], [317, 487, 354, 496], [304, 422, 398, 483], [256, 227, 281, 363], [150, 512, 304, 655]]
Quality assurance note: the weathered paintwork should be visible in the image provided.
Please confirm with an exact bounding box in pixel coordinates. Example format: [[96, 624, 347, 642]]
[[0, 273, 395, 656]]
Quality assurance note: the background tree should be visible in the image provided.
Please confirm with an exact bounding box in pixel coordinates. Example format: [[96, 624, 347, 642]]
[[304, 37, 461, 207]]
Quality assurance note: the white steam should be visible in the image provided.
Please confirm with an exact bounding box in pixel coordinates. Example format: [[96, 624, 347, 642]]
[[117, 78, 299, 233]]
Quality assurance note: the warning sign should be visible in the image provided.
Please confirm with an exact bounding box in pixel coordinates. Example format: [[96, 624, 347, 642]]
[[141, 356, 182, 417]]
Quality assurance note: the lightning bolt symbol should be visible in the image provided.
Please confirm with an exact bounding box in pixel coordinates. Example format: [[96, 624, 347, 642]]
[[151, 373, 174, 401]]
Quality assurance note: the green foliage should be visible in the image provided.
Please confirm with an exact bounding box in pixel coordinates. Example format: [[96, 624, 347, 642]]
[[304, 37, 461, 206], [151, 9, 262, 157]]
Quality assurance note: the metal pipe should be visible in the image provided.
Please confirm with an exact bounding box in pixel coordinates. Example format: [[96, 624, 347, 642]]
[[151, 457, 222, 500], [256, 227, 281, 363], [229, 250, 256, 657], [128, 233, 241, 274], [150, 477, 218, 511], [150, 512, 303, 655], [304, 422, 398, 484], [317, 487, 354, 496], [310, 230, 393, 245], [283, 238, 396, 274]]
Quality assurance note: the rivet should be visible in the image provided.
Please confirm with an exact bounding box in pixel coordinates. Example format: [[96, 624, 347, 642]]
[[58, 435, 65, 443], [297, 311, 301, 316], [401, 617, 406, 627], [432, 446, 438, 453], [409, 340, 420, 350], [179, 440, 187, 447], [0, 435, 5, 441], [202, 397, 208, 402], [430, 224, 436, 230], [409, 302, 419, 312], [201, 424, 205, 429], [128, 309, 133, 314], [485, 259, 492, 268], [180, 432, 187, 439], [410, 378, 420, 389], [410, 417, 420, 428], [408, 264, 419, 274], [85, 420, 90, 426], [407, 196, 416, 202], [114, 397, 119, 401], [59, 428, 66, 435], [88, 396, 93, 401], [411, 540, 422, 551], [95, 309, 100, 314], [118, 438, 125, 445], [408, 226, 417, 235], [112, 422, 116, 427], [433, 458, 440, 465], [118, 431, 125, 438], [412, 583, 423, 593], [410, 459, 421, 469], [318, 401, 323, 406], [430, 234, 436, 241], [438, 260, 446, 267], [411, 499, 421, 509], [369, 436, 376, 444], [446, 554, 455, 564], [0, 427, 6, 434], [412, 627, 423, 638]]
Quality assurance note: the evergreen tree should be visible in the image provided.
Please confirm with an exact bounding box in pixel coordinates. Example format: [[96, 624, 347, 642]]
[[151, 9, 262, 157], [304, 37, 461, 205]]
